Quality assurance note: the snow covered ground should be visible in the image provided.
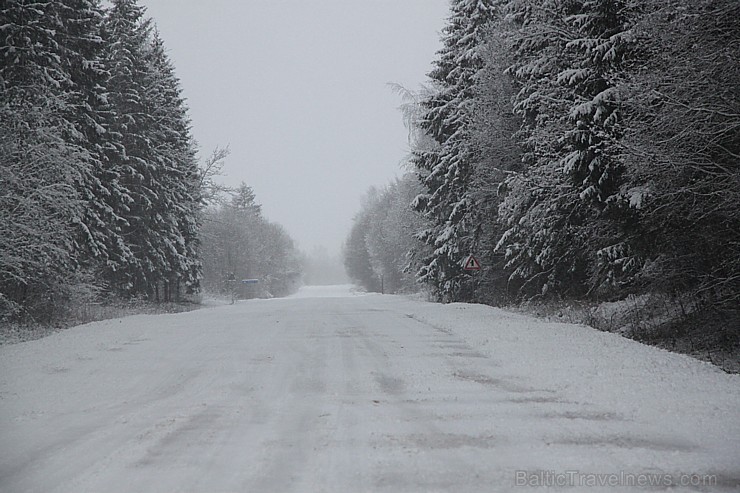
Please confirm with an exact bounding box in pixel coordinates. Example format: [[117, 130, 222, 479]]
[[1, 285, 738, 492]]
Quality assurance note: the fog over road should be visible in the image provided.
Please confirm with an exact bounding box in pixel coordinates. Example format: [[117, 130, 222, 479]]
[[1, 286, 738, 492]]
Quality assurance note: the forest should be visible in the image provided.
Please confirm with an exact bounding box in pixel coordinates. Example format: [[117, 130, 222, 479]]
[[2, 0, 738, 364], [344, 0, 739, 363], [0, 0, 302, 328]]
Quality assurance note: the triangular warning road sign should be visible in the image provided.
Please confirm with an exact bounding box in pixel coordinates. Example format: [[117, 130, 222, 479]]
[[463, 255, 481, 271]]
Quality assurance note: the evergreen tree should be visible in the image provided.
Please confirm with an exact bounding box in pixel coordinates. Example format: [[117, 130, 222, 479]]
[[98, 0, 154, 295], [467, 20, 523, 304], [58, 0, 135, 278], [0, 0, 94, 319], [496, 0, 638, 297], [140, 31, 201, 300], [619, 0, 740, 305], [412, 0, 500, 302], [100, 0, 201, 300], [1, 0, 220, 320]]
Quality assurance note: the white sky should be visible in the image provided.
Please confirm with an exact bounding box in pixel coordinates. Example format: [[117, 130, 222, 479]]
[[139, 0, 449, 255]]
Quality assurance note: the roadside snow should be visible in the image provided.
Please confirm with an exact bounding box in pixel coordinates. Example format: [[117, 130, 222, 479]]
[[396, 299, 740, 487]]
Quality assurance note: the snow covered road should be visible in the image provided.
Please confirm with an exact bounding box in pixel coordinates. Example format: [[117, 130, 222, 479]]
[[1, 286, 738, 492]]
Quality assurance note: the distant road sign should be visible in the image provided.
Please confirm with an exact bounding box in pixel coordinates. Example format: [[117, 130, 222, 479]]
[[241, 279, 259, 284], [463, 255, 481, 271]]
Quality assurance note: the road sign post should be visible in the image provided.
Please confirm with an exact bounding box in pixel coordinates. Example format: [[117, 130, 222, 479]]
[[225, 279, 237, 304]]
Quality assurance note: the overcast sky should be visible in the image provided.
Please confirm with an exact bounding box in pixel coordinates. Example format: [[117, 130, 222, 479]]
[[139, 0, 450, 255]]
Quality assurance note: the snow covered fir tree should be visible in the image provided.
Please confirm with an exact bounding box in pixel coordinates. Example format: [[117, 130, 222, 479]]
[[344, 0, 739, 364], [0, 0, 302, 326]]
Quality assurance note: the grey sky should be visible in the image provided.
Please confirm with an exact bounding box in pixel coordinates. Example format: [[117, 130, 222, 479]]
[[139, 0, 449, 255]]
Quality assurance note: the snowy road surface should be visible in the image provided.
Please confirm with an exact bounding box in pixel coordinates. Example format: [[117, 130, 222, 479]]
[[1, 285, 739, 492]]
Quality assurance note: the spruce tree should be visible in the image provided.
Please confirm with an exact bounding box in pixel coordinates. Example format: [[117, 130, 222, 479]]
[[496, 0, 638, 297], [467, 19, 523, 304], [0, 0, 91, 318], [57, 0, 135, 278], [101, 0, 202, 300], [619, 0, 740, 304], [412, 0, 499, 302], [141, 32, 201, 300], [99, 0, 154, 295]]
